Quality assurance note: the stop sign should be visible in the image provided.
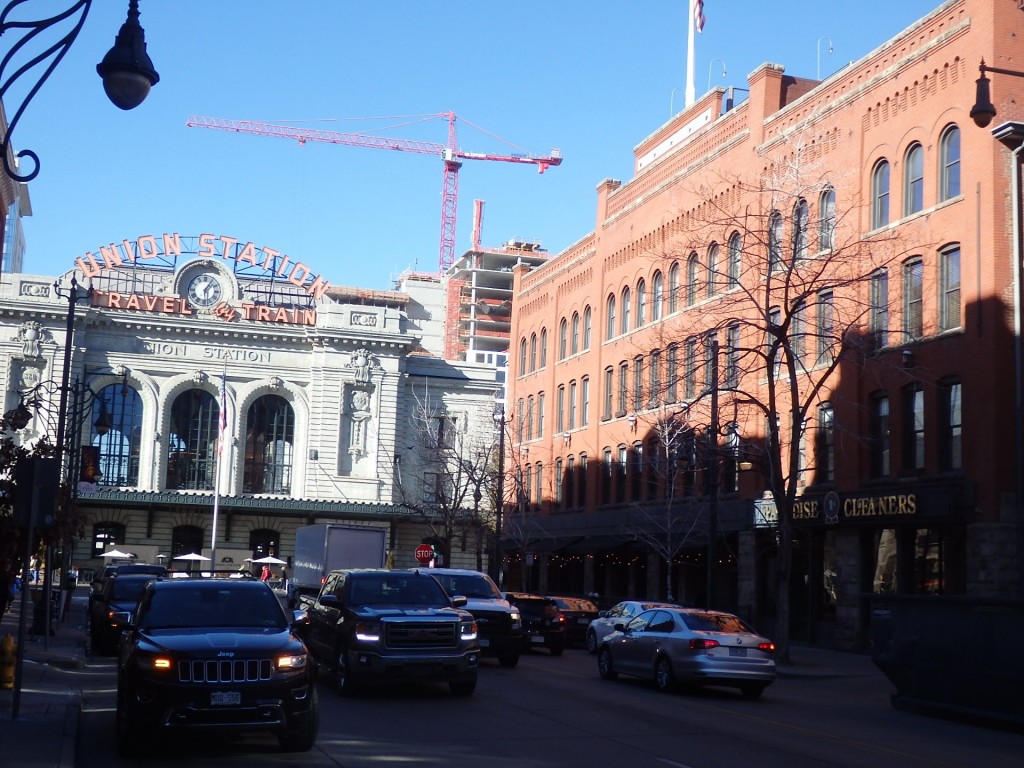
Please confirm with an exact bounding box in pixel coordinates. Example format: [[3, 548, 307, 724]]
[[415, 544, 434, 564]]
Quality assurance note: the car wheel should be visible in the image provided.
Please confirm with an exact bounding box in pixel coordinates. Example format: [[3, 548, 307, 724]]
[[597, 646, 617, 680], [586, 629, 598, 655], [740, 683, 766, 699], [449, 676, 477, 696], [279, 686, 319, 752], [655, 656, 676, 692], [115, 686, 145, 757], [335, 648, 359, 696], [498, 652, 520, 668]]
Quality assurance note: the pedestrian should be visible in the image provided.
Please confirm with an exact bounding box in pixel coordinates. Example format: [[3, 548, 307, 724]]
[[0, 561, 12, 614], [29, 554, 39, 584], [260, 564, 271, 582], [279, 566, 288, 591]]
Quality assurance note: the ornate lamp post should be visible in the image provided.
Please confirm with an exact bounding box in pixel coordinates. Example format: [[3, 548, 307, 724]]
[[491, 402, 507, 584]]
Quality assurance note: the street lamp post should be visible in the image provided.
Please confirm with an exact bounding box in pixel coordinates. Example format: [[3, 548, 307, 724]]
[[492, 402, 507, 585], [706, 339, 720, 609]]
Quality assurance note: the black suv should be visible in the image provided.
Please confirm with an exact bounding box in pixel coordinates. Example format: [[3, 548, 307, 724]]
[[422, 568, 523, 667], [504, 592, 566, 655], [116, 577, 317, 756], [304, 569, 480, 695], [89, 572, 163, 655]]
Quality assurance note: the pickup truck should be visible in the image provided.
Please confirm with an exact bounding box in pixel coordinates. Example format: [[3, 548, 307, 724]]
[[303, 569, 480, 695]]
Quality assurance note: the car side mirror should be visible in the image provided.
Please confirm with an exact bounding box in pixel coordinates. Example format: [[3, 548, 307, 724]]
[[451, 594, 468, 608], [291, 609, 309, 627], [318, 594, 339, 606], [614, 622, 626, 632]]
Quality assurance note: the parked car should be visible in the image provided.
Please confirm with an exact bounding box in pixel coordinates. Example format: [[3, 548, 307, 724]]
[[547, 596, 599, 648], [586, 600, 683, 654], [596, 607, 777, 698], [504, 592, 566, 655], [89, 563, 167, 613], [116, 577, 318, 756], [304, 569, 480, 695], [89, 572, 163, 655], [421, 568, 523, 667]]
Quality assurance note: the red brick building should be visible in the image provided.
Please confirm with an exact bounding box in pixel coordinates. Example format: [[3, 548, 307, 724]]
[[504, 0, 1024, 649]]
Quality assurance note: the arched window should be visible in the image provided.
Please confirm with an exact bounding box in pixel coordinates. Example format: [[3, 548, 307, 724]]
[[706, 243, 720, 297], [686, 253, 700, 306], [872, 159, 890, 229], [793, 199, 808, 260], [818, 186, 836, 251], [171, 525, 204, 558], [728, 232, 741, 287], [768, 211, 783, 271], [90, 380, 142, 487], [539, 328, 547, 367], [620, 287, 631, 334], [583, 306, 592, 349], [518, 338, 527, 374], [571, 312, 580, 354], [243, 394, 294, 494], [558, 318, 568, 360], [529, 333, 538, 372], [166, 389, 221, 491], [939, 125, 960, 201], [636, 279, 646, 328], [904, 143, 924, 216], [651, 272, 663, 320], [669, 262, 680, 313], [605, 294, 616, 340]]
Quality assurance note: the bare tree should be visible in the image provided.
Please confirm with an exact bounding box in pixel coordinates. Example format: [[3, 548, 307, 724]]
[[629, 132, 918, 662]]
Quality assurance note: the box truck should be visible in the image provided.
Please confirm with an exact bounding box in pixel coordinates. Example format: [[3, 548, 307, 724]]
[[290, 524, 387, 606]]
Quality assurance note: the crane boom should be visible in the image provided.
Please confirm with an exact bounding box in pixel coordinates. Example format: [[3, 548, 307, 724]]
[[185, 113, 562, 272]]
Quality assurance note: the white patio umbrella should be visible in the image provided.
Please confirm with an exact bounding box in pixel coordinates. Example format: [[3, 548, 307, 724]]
[[251, 555, 287, 565], [173, 553, 211, 561], [101, 549, 134, 559]]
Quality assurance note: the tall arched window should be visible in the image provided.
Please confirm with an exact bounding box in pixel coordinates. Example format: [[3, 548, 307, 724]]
[[669, 262, 680, 313], [768, 211, 783, 271], [518, 338, 527, 375], [728, 232, 742, 287], [620, 287, 631, 334], [651, 272, 663, 320], [686, 253, 700, 306], [605, 294, 616, 340], [166, 389, 220, 491], [571, 312, 580, 354], [558, 318, 568, 359], [872, 159, 890, 229], [243, 394, 294, 494], [706, 243, 720, 297], [529, 333, 538, 372], [793, 199, 808, 260], [582, 306, 592, 349], [939, 125, 960, 201], [904, 143, 924, 216], [539, 328, 547, 368], [90, 380, 142, 487], [818, 186, 836, 251], [636, 279, 646, 328]]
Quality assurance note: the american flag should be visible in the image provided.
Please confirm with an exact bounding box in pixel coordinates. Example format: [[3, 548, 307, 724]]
[[694, 0, 706, 33], [218, 371, 228, 456]]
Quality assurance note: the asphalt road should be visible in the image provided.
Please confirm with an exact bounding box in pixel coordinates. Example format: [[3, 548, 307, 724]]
[[77, 646, 1022, 768]]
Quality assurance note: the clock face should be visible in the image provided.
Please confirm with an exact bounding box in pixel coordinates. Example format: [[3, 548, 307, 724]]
[[187, 273, 223, 308]]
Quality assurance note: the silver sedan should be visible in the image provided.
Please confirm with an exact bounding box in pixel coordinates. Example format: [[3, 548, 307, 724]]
[[596, 608, 777, 698], [585, 600, 683, 654]]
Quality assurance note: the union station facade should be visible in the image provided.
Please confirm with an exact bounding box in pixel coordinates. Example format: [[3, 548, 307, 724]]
[[1, 233, 501, 579]]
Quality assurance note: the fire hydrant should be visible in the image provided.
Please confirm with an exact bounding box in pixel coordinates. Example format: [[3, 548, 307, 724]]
[[0, 633, 15, 689]]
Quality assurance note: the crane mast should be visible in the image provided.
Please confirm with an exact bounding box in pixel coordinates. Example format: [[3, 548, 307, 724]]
[[186, 113, 562, 273]]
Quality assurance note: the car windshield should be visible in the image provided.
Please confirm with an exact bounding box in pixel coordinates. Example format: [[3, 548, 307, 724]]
[[431, 574, 501, 599], [679, 611, 754, 634], [554, 598, 596, 612], [350, 574, 448, 606], [111, 578, 155, 602], [141, 586, 287, 630]]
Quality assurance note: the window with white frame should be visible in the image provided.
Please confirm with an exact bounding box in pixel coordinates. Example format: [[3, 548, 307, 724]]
[[939, 245, 961, 332], [939, 125, 960, 202], [872, 159, 890, 229], [818, 186, 836, 251], [904, 143, 924, 216], [903, 258, 924, 341]]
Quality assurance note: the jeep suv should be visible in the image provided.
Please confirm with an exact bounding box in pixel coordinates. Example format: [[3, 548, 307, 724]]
[[420, 568, 523, 668], [116, 578, 318, 756], [304, 569, 480, 695]]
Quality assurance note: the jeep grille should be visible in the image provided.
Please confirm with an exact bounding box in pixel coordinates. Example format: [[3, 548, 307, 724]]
[[178, 658, 273, 683]]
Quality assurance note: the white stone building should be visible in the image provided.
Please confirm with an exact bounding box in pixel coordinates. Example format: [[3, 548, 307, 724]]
[[1, 233, 500, 576]]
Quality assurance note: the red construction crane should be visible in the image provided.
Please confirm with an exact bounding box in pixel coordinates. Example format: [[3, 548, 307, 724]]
[[185, 112, 562, 273]]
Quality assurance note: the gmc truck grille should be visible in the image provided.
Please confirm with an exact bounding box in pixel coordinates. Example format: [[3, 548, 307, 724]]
[[177, 658, 273, 683], [385, 621, 458, 649]]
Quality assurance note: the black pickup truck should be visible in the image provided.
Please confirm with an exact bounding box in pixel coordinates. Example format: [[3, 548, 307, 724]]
[[303, 569, 480, 695]]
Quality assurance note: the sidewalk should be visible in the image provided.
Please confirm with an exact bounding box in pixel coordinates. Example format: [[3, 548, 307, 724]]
[[0, 585, 87, 768]]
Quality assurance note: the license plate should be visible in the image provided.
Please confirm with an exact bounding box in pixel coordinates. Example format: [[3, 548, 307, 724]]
[[211, 691, 241, 706], [729, 647, 747, 657], [479, 637, 490, 647], [530, 635, 545, 644], [578, 618, 590, 624]]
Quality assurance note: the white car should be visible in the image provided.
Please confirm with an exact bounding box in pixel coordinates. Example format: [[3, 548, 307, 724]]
[[585, 600, 683, 654]]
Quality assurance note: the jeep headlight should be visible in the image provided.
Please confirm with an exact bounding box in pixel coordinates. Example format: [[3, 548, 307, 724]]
[[277, 653, 308, 670], [136, 652, 173, 672], [354, 622, 381, 642]]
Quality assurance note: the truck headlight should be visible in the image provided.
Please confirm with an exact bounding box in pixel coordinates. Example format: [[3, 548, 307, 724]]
[[460, 620, 478, 641], [354, 623, 381, 642]]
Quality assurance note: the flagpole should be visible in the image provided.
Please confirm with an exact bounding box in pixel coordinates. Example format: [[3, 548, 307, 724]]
[[210, 366, 227, 569], [685, 0, 697, 107]]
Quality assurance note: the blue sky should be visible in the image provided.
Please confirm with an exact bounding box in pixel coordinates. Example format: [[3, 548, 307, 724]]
[[11, 0, 944, 290]]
